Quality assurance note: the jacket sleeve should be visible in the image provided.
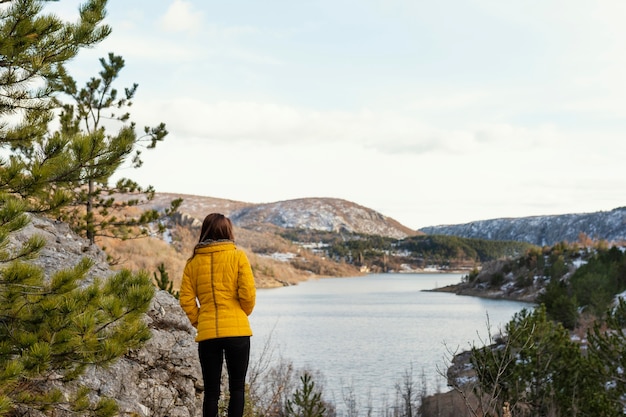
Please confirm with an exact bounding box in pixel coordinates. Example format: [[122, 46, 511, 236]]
[[179, 262, 199, 327], [237, 252, 256, 316]]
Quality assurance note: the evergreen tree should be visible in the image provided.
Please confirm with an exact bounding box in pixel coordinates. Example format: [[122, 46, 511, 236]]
[[49, 52, 180, 245], [588, 297, 626, 413], [470, 306, 614, 416], [0, 260, 154, 416], [536, 279, 579, 329], [0, 0, 111, 212], [0, 1, 156, 415], [1, 1, 180, 246], [285, 372, 327, 417], [153, 262, 178, 299]]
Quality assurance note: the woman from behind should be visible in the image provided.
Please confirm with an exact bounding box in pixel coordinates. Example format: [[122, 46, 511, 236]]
[[179, 213, 256, 417]]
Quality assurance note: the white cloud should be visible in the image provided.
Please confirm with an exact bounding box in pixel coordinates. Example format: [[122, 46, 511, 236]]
[[64, 0, 626, 228], [131, 98, 582, 157], [133, 98, 450, 153], [101, 35, 201, 62], [159, 0, 203, 33]]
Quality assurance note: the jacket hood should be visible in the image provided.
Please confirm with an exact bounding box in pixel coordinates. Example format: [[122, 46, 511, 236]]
[[194, 240, 235, 253]]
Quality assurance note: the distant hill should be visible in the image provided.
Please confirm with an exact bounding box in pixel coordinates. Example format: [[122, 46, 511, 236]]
[[156, 193, 626, 247], [140, 193, 531, 275], [116, 193, 626, 287], [151, 193, 418, 239], [229, 197, 418, 239], [419, 207, 626, 246], [150, 193, 254, 220], [112, 193, 425, 287]]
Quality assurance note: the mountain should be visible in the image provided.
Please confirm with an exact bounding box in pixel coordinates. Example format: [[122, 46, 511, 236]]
[[151, 193, 418, 239], [229, 197, 418, 239], [123, 194, 625, 289], [418, 207, 626, 246], [118, 193, 414, 288]]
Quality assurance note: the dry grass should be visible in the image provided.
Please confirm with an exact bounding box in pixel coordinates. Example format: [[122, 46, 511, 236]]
[[91, 192, 364, 289], [98, 222, 361, 290], [98, 233, 188, 289]]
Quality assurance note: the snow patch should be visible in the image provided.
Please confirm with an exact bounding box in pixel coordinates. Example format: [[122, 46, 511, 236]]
[[162, 229, 173, 244], [259, 252, 297, 262]]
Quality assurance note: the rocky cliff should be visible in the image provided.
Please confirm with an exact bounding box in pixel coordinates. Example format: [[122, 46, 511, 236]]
[[11, 215, 202, 417], [419, 207, 626, 246], [77, 291, 202, 417]]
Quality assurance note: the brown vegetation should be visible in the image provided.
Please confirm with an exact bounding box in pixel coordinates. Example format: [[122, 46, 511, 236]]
[[99, 220, 362, 290], [421, 389, 480, 417]]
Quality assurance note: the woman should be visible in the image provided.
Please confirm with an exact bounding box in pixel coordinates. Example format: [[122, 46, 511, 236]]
[[179, 213, 256, 417]]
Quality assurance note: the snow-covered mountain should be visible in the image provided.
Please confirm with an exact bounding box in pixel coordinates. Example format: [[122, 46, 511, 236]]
[[229, 197, 417, 239], [419, 207, 626, 246], [152, 193, 418, 239], [153, 193, 626, 246]]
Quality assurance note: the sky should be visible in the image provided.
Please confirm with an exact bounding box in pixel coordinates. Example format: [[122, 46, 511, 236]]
[[46, 0, 626, 230]]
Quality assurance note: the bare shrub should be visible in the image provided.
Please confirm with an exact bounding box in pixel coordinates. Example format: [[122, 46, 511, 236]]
[[246, 331, 341, 417], [392, 365, 422, 417]]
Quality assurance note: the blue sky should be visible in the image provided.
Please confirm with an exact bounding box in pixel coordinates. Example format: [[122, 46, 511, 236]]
[[48, 1, 626, 229]]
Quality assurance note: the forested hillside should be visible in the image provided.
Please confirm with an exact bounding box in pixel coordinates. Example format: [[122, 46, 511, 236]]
[[432, 240, 626, 416], [446, 241, 626, 327], [278, 228, 534, 273], [419, 207, 626, 246]]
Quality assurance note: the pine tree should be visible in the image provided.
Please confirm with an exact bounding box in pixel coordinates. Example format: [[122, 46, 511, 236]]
[[0, 0, 111, 212], [0, 259, 154, 416], [588, 297, 626, 413], [1, 0, 180, 246], [49, 52, 180, 245], [470, 306, 615, 416], [0, 1, 156, 415], [153, 262, 179, 299], [285, 372, 327, 417]]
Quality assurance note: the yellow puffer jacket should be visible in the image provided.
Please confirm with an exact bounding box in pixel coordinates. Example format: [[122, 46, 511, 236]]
[[179, 241, 256, 342]]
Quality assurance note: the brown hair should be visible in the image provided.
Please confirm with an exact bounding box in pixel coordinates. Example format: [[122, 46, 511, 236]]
[[198, 213, 235, 243], [198, 213, 235, 242], [188, 213, 235, 260]]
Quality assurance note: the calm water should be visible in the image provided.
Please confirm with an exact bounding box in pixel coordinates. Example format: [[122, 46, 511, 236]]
[[248, 273, 531, 411]]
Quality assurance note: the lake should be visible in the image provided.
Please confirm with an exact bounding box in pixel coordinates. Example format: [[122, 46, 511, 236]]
[[248, 273, 531, 413]]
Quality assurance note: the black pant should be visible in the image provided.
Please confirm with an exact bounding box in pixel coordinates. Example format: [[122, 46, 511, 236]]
[[198, 336, 251, 417]]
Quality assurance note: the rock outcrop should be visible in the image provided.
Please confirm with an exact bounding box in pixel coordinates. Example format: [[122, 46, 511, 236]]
[[79, 291, 202, 417], [9, 215, 203, 417]]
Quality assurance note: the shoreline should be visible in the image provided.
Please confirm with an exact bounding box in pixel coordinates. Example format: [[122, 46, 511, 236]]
[[259, 269, 470, 289], [426, 283, 538, 304]]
